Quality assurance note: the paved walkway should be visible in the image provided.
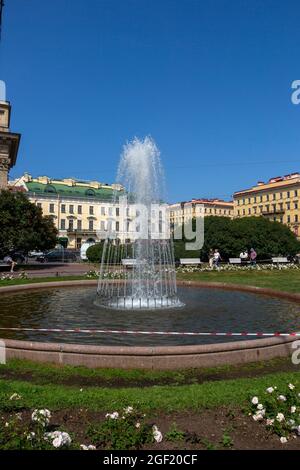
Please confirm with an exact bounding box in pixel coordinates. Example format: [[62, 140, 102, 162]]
[[11, 262, 98, 278]]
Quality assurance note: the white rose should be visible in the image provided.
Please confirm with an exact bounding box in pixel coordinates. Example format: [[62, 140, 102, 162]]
[[253, 413, 264, 421], [291, 406, 296, 413], [278, 395, 287, 402], [257, 404, 264, 410], [266, 387, 274, 394], [280, 437, 288, 444], [152, 425, 163, 443], [266, 419, 274, 426], [251, 397, 259, 405], [276, 413, 285, 422], [288, 384, 295, 390]]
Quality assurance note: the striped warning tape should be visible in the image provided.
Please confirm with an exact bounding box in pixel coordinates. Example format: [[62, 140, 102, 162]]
[[0, 327, 299, 337]]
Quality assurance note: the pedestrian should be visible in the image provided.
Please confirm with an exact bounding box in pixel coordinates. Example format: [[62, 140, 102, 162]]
[[3, 254, 17, 273], [249, 248, 257, 266], [208, 248, 214, 269], [213, 248, 221, 269]]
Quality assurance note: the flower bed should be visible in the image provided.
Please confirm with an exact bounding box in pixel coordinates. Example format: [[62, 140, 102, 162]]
[[249, 382, 300, 443]]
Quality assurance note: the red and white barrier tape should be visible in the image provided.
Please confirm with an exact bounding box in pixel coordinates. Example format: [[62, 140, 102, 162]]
[[0, 327, 299, 337]]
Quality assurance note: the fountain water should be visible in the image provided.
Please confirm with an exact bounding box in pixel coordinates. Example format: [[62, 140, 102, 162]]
[[96, 136, 183, 309]]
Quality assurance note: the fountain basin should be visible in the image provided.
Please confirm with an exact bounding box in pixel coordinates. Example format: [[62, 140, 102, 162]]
[[0, 280, 299, 369]]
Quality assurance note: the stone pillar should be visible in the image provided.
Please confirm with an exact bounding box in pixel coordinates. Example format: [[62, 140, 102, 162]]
[[0, 101, 21, 190]]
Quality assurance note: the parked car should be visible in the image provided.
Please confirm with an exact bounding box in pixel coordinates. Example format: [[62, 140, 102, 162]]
[[28, 250, 45, 258], [36, 249, 77, 263]]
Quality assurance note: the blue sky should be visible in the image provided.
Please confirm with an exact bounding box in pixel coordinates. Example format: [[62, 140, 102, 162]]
[[1, 0, 300, 202]]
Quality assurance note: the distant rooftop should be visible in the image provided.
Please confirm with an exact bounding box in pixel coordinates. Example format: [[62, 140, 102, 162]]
[[234, 172, 300, 196], [9, 174, 124, 201]]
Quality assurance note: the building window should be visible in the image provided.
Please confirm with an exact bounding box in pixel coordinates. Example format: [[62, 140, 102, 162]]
[[286, 202, 290, 210], [89, 206, 94, 215], [248, 208, 251, 215], [116, 221, 119, 231], [272, 204, 276, 212], [60, 219, 65, 230], [89, 220, 94, 231], [78, 205, 82, 214], [265, 205, 269, 213], [242, 198, 245, 205], [116, 207, 119, 216], [237, 210, 240, 216], [37, 202, 42, 208], [280, 216, 283, 223], [280, 203, 283, 210], [273, 193, 276, 200], [273, 216, 276, 221], [295, 190, 298, 197], [242, 209, 245, 215], [49, 203, 55, 213], [287, 191, 290, 199], [295, 202, 298, 210], [76, 238, 82, 250], [295, 215, 298, 223], [101, 207, 105, 215], [287, 215, 291, 224], [279, 192, 283, 199], [253, 207, 257, 214], [100, 221, 105, 230], [61, 204, 66, 213], [253, 196, 257, 203], [77, 220, 82, 230], [69, 219, 74, 231], [266, 194, 269, 201], [109, 207, 113, 216], [69, 205, 74, 214]]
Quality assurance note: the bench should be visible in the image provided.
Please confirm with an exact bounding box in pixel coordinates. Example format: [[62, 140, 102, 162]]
[[0, 263, 10, 272], [121, 259, 137, 268], [180, 258, 201, 266], [272, 257, 289, 264], [229, 258, 242, 265]]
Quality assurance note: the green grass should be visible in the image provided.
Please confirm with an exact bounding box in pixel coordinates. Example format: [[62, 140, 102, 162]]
[[0, 357, 293, 386], [0, 369, 299, 413], [0, 270, 299, 292], [177, 270, 300, 293]]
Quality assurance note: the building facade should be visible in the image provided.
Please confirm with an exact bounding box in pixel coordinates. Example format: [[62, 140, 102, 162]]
[[10, 174, 126, 249], [0, 100, 21, 189], [168, 198, 234, 228], [233, 173, 300, 238]]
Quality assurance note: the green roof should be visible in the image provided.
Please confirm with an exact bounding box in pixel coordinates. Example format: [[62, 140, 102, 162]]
[[26, 181, 124, 201]]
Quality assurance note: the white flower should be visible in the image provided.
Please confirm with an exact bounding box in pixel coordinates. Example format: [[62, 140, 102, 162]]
[[105, 412, 119, 420], [251, 397, 259, 405], [295, 426, 300, 436], [291, 406, 296, 413], [80, 444, 96, 450], [5, 422, 9, 428], [9, 393, 21, 401], [252, 412, 264, 421], [135, 422, 141, 429], [31, 409, 51, 427], [266, 387, 274, 394], [80, 388, 83, 392], [257, 404, 264, 410], [152, 425, 163, 443], [288, 419, 295, 427], [280, 437, 288, 444], [124, 406, 133, 414], [278, 395, 287, 402], [45, 431, 71, 448], [288, 383, 295, 390], [276, 413, 285, 423], [26, 432, 36, 441], [266, 419, 274, 426]]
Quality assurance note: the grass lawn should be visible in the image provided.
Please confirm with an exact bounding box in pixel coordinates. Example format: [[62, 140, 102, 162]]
[[177, 269, 300, 293]]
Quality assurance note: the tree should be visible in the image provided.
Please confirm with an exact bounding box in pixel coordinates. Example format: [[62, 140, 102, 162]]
[[173, 216, 300, 261], [0, 190, 58, 258]]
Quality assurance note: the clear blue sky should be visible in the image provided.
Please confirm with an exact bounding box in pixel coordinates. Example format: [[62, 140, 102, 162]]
[[1, 0, 300, 202]]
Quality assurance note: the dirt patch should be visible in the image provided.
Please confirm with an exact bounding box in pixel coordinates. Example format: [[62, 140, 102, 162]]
[[1, 406, 300, 450]]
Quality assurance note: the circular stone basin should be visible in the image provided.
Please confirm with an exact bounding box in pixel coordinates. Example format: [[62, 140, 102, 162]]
[[0, 285, 299, 347]]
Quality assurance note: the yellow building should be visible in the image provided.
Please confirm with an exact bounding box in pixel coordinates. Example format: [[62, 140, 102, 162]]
[[233, 173, 300, 238], [168, 198, 234, 227], [10, 174, 125, 249]]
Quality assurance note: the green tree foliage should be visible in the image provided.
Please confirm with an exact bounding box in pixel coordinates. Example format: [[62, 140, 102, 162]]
[[173, 216, 300, 261], [0, 190, 58, 258], [86, 241, 133, 263]]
